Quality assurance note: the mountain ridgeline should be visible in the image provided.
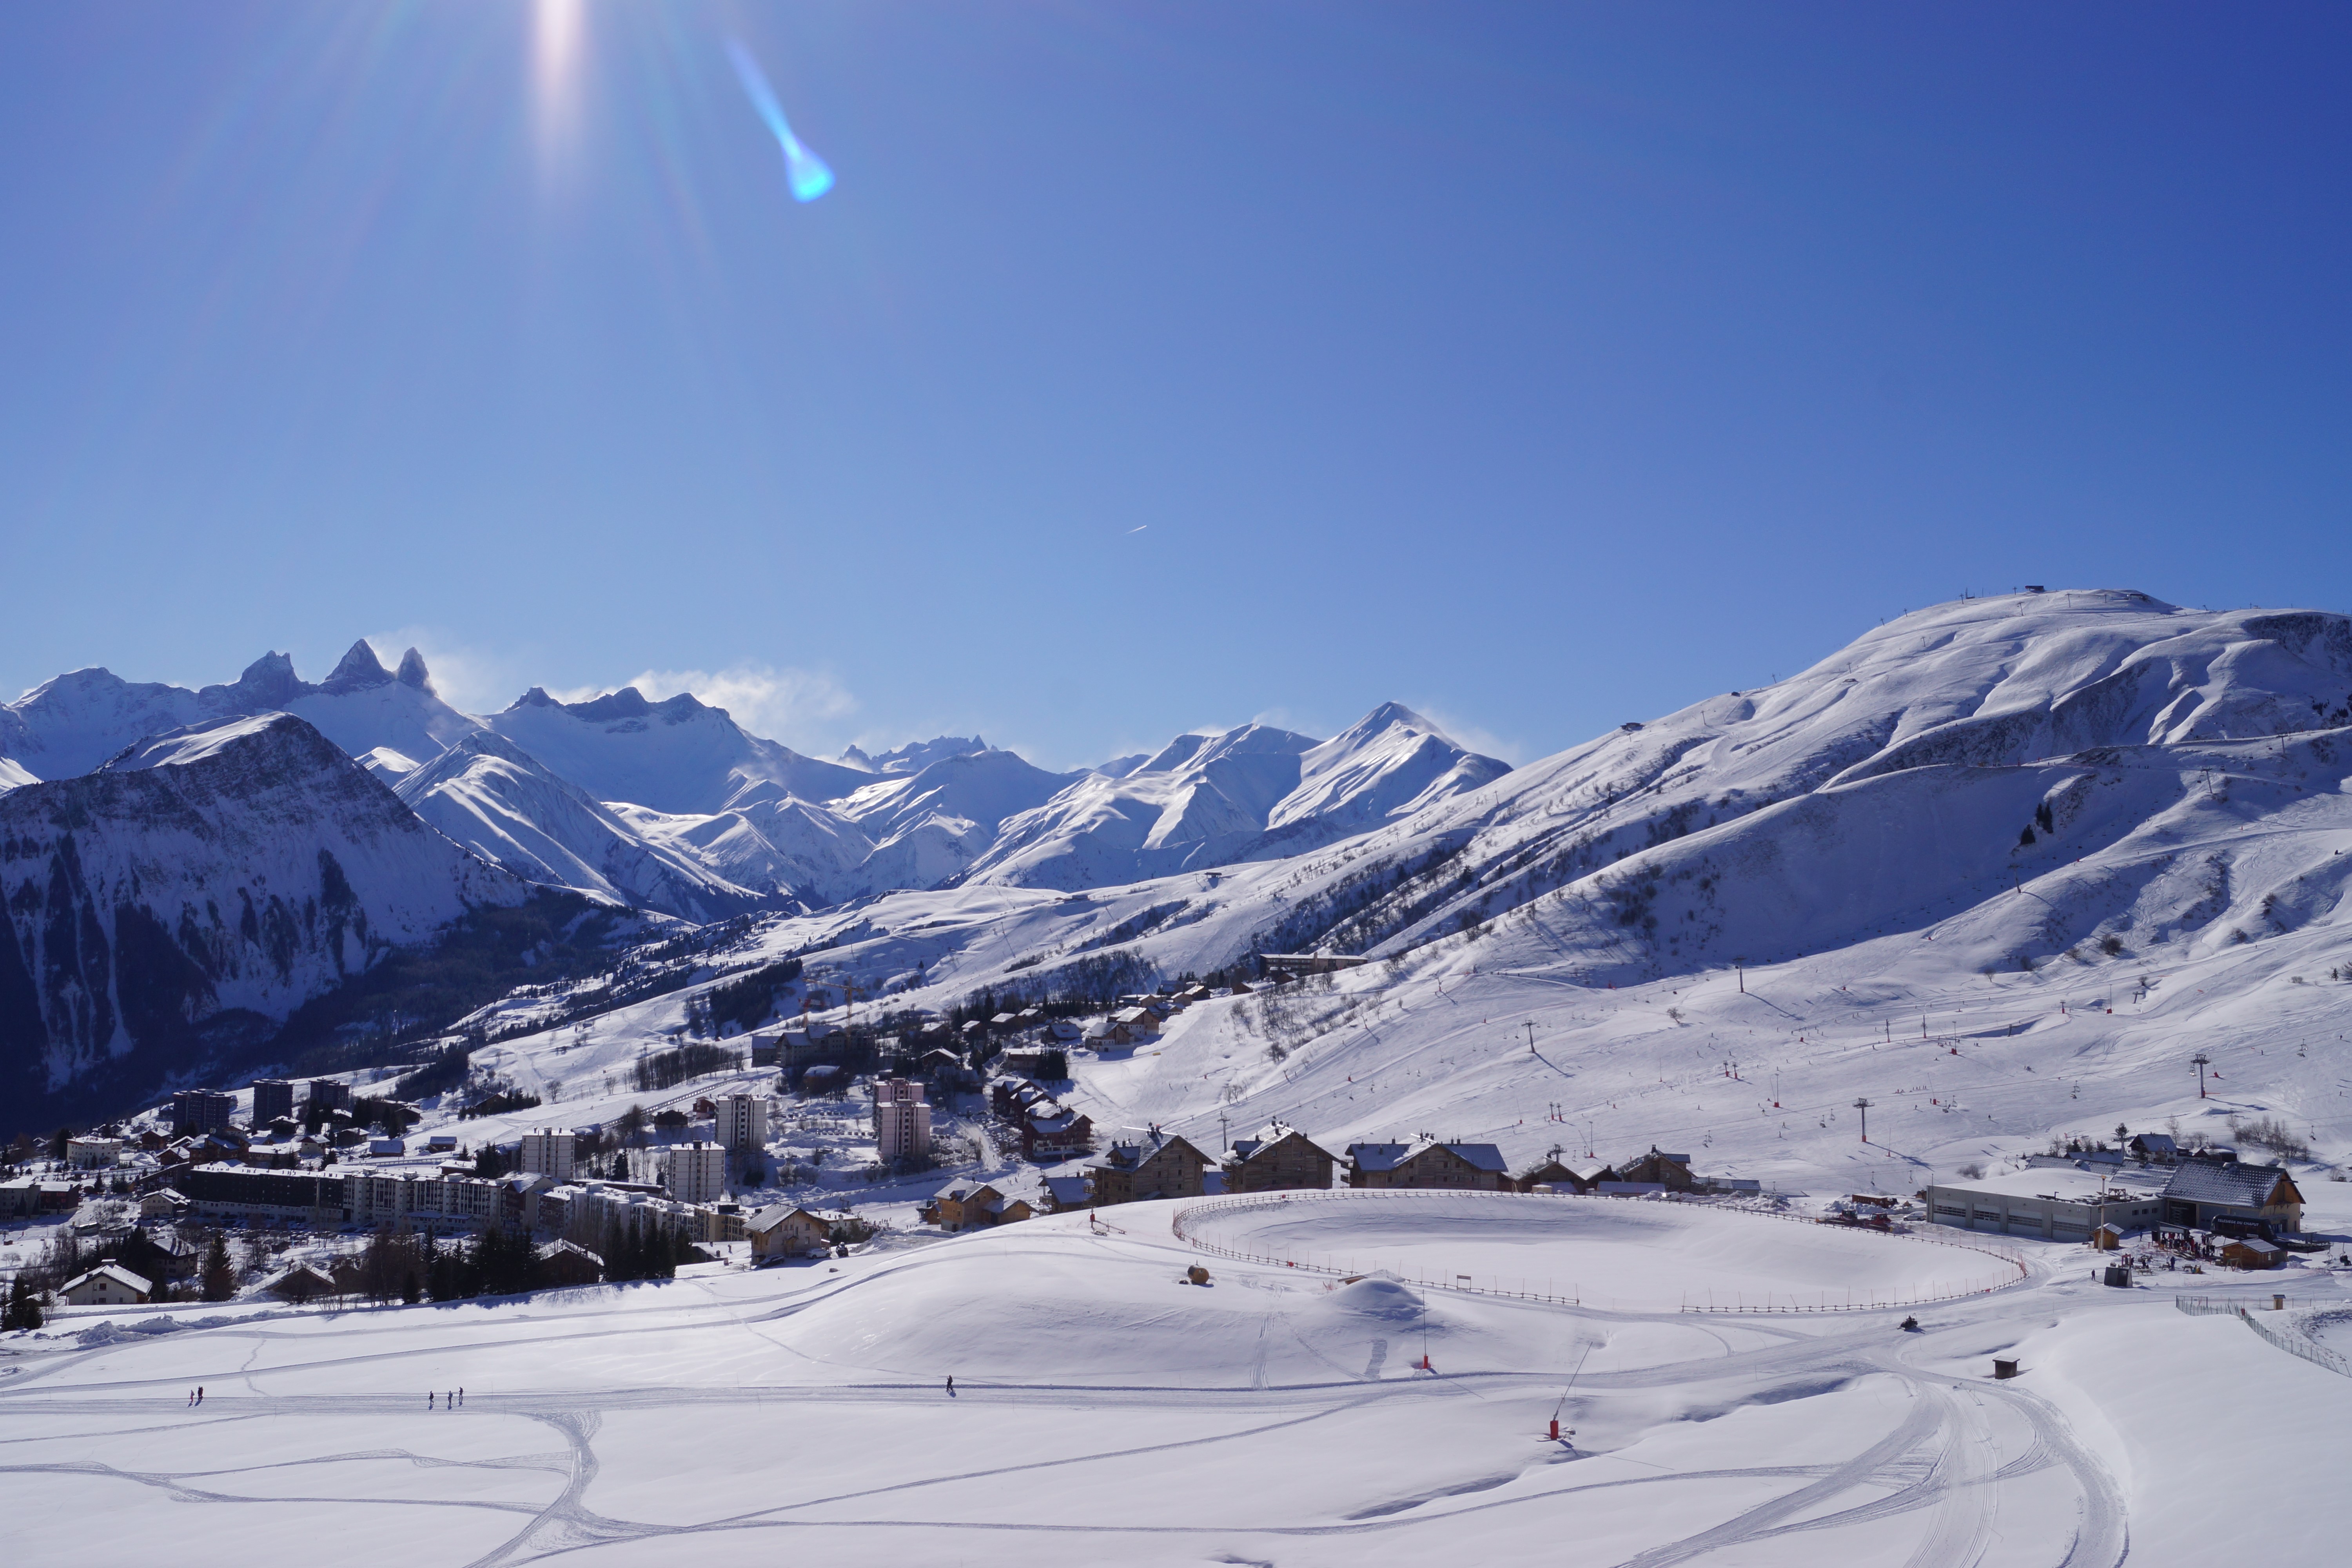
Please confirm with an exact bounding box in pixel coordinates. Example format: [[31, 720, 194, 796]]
[[0, 642, 1510, 1125], [20, 588, 2343, 1136]]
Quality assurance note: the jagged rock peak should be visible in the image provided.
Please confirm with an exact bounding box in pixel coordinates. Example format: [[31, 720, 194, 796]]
[[395, 646, 433, 692], [321, 639, 394, 693], [230, 651, 303, 708]]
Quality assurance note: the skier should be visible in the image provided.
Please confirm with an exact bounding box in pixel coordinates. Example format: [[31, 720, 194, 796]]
[[429, 1392, 435, 1408], [458, 1387, 464, 1406], [196, 1387, 203, 1404], [945, 1376, 954, 1394]]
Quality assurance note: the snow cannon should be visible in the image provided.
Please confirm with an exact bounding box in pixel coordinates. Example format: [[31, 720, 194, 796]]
[[1186, 1265, 1210, 1286]]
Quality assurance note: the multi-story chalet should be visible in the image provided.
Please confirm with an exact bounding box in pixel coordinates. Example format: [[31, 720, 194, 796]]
[[1220, 1127, 1338, 1192], [928, 1182, 1007, 1231], [1512, 1155, 1590, 1193], [2159, 1160, 2303, 1237], [1022, 1103, 1095, 1161], [1345, 1140, 1510, 1191], [748, 1204, 845, 1259], [1612, 1147, 1697, 1192], [1089, 1129, 1212, 1205]]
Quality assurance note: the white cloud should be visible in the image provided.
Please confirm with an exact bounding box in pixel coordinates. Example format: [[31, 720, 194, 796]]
[[359, 629, 539, 718], [622, 664, 858, 746], [357, 635, 859, 752]]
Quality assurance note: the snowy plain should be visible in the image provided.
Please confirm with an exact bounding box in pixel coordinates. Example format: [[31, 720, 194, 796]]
[[5, 1194, 2348, 1567]]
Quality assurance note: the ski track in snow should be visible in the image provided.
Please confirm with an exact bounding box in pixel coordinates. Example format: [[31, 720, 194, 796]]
[[0, 1201, 2170, 1568]]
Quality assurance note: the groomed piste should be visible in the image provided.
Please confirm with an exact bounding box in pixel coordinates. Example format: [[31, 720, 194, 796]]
[[8, 1193, 2352, 1566], [1172, 1191, 2025, 1312]]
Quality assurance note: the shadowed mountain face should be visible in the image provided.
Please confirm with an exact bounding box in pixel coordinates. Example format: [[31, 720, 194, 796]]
[[0, 713, 553, 1126]]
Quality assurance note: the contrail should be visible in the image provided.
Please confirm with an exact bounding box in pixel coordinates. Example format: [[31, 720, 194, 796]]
[[727, 40, 834, 202]]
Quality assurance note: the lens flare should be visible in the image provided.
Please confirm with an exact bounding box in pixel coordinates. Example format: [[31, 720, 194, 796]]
[[726, 40, 833, 202]]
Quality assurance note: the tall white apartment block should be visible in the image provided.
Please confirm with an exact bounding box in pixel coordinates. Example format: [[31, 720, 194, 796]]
[[664, 1141, 730, 1206], [873, 1076, 932, 1163], [718, 1094, 769, 1152], [519, 1129, 577, 1181]]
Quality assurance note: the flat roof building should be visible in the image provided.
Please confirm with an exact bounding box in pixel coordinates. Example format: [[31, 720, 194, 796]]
[[1922, 1167, 2167, 1244]]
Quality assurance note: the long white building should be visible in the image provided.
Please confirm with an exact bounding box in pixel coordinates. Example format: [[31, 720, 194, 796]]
[[1921, 1167, 2166, 1242]]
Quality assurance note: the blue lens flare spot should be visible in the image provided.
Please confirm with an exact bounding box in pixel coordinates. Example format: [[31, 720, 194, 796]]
[[727, 40, 833, 203]]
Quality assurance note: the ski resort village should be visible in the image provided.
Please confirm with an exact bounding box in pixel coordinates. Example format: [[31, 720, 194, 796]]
[[3, 590, 2352, 1565]]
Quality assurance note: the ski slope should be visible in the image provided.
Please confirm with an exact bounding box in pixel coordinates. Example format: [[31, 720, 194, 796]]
[[7, 1194, 2349, 1566]]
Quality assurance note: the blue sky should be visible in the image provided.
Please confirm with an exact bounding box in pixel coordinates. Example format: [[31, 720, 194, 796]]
[[2, 2, 2346, 769]]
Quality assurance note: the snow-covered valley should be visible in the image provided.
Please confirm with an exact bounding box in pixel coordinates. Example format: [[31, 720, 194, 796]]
[[10, 586, 2352, 1565]]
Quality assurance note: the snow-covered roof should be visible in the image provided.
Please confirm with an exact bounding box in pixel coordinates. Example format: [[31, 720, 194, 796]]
[[1935, 1168, 2166, 1203], [2161, 1161, 2296, 1209], [61, 1263, 151, 1295]]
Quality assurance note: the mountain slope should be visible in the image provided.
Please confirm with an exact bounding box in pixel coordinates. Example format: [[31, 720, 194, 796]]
[[964, 707, 1510, 890], [485, 687, 871, 815], [312, 588, 2352, 1226], [829, 748, 1083, 896], [610, 794, 873, 907], [0, 713, 550, 1123], [394, 730, 774, 923]]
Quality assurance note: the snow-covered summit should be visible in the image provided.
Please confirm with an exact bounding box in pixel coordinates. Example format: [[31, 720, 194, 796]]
[[487, 686, 870, 815], [962, 705, 1510, 890], [393, 729, 771, 923], [838, 734, 987, 775]]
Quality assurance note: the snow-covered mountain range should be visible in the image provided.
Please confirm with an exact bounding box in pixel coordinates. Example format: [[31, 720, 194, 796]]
[[0, 642, 480, 780], [0, 648, 1511, 920]]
